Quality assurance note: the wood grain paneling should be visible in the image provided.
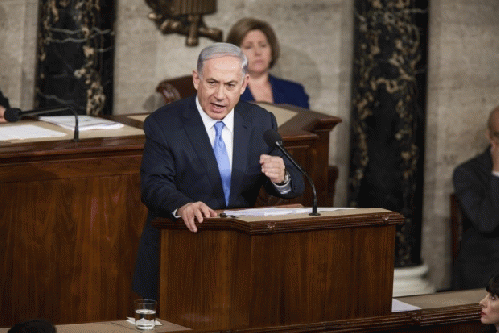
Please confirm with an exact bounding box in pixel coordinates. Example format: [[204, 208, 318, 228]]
[[156, 211, 403, 330], [0, 136, 147, 326]]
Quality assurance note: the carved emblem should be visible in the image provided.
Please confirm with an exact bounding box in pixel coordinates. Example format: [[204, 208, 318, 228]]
[[144, 0, 223, 46]]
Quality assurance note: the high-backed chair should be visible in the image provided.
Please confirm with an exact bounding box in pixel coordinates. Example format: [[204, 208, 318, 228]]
[[156, 75, 195, 105]]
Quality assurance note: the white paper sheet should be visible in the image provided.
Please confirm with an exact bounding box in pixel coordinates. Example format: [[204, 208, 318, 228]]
[[126, 317, 162, 326], [391, 299, 421, 312], [0, 124, 66, 141], [39, 115, 124, 131], [222, 207, 353, 217]]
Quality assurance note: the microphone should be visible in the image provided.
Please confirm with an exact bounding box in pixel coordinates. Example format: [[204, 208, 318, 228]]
[[263, 129, 320, 216], [4, 106, 79, 141]]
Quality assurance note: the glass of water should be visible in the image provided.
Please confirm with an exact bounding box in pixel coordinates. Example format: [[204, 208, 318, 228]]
[[134, 299, 157, 330]]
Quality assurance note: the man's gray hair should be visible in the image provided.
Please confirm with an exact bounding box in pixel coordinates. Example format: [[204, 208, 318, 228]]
[[197, 42, 248, 78]]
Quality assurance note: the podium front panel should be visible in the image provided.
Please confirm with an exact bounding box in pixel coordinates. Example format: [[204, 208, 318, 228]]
[[158, 211, 400, 330]]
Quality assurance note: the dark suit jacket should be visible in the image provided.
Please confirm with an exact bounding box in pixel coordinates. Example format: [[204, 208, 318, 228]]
[[453, 147, 499, 290], [240, 74, 310, 109], [0, 90, 10, 109], [133, 96, 305, 299]]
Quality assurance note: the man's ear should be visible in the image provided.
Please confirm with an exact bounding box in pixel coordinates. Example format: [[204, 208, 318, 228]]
[[486, 128, 492, 143], [193, 70, 200, 90], [240, 74, 249, 95]]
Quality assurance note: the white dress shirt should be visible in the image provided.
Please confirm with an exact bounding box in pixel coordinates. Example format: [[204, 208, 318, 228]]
[[196, 98, 234, 168]]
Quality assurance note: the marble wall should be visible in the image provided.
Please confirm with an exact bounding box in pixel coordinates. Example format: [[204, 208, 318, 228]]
[[424, 0, 499, 289], [0, 0, 39, 110], [2, 0, 499, 290]]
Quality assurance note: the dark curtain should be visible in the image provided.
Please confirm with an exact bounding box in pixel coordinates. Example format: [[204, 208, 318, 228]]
[[349, 0, 428, 267]]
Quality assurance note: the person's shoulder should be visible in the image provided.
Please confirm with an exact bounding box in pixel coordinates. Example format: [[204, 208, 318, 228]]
[[235, 100, 275, 124], [0, 90, 10, 109], [270, 75, 306, 91], [236, 100, 272, 115], [269, 75, 309, 108], [459, 149, 490, 168], [147, 96, 195, 122], [453, 148, 491, 178]]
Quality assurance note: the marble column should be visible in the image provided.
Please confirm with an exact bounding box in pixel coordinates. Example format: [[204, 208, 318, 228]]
[[36, 0, 115, 115], [349, 0, 428, 268]]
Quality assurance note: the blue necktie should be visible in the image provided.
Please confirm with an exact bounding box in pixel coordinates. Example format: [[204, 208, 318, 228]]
[[214, 121, 231, 206]]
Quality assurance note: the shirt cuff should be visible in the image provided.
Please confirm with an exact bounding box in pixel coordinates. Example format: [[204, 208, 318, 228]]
[[273, 170, 291, 194], [273, 181, 291, 194], [492, 170, 499, 178]]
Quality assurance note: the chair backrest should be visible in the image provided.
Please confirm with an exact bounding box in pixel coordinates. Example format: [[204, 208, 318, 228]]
[[450, 193, 463, 264], [156, 75, 196, 105]]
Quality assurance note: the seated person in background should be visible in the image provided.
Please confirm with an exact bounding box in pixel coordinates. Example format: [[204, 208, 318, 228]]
[[453, 106, 499, 290], [0, 90, 10, 123], [132, 42, 305, 300], [226, 17, 310, 109], [479, 274, 499, 332]]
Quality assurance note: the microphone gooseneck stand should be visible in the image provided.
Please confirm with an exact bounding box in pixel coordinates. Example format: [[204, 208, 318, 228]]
[[263, 129, 320, 216]]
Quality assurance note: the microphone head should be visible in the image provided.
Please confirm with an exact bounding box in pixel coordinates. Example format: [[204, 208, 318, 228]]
[[263, 129, 283, 149], [4, 108, 21, 122]]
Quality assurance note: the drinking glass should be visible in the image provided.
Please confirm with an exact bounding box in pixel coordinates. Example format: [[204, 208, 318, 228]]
[[134, 299, 157, 330]]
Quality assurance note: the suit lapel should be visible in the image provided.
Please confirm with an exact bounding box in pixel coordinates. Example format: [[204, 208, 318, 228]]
[[230, 103, 251, 205], [181, 98, 224, 200]]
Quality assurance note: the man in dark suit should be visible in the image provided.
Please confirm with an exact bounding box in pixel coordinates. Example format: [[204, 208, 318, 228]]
[[133, 43, 305, 300], [453, 106, 499, 290]]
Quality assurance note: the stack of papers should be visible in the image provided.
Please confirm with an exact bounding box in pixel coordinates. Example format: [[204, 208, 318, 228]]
[[391, 299, 421, 312], [39, 115, 124, 131], [223, 207, 352, 217], [0, 124, 66, 141]]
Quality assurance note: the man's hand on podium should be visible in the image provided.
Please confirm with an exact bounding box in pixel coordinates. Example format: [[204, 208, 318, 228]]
[[178, 201, 217, 233]]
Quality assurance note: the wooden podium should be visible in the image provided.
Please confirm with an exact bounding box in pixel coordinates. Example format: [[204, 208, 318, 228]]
[[152, 208, 404, 330], [0, 121, 147, 326]]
